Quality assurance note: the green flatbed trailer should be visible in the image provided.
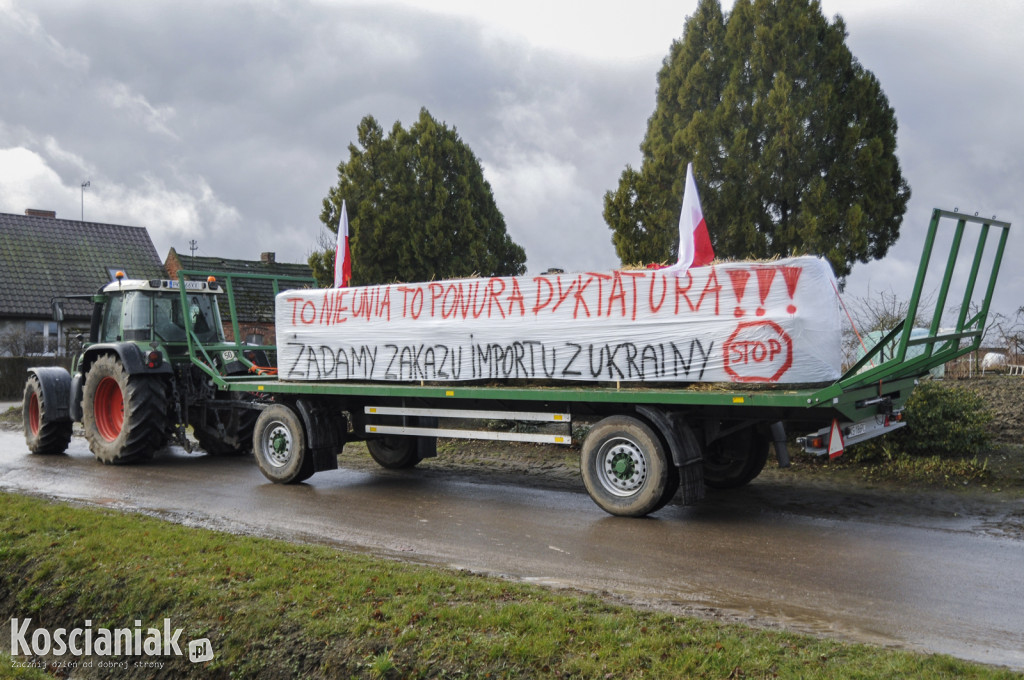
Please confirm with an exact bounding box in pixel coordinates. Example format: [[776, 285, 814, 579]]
[[23, 209, 1012, 516], [190, 209, 1011, 515]]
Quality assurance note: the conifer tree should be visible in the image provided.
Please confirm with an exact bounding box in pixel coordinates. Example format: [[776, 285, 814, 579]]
[[312, 108, 527, 286], [605, 0, 910, 281]]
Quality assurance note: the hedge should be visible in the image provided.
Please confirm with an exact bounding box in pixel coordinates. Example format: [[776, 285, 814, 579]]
[[0, 357, 72, 401]]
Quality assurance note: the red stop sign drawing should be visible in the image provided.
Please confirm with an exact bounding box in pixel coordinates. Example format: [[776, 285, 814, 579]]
[[723, 320, 793, 383]]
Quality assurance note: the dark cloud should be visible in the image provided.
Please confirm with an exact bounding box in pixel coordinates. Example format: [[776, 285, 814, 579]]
[[1, 0, 1020, 323], [2, 0, 654, 272]]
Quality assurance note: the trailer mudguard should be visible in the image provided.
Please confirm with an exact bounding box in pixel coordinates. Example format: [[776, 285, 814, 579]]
[[635, 405, 706, 506], [636, 406, 701, 467], [294, 398, 342, 473], [415, 416, 438, 459], [27, 366, 73, 424], [770, 421, 790, 467]]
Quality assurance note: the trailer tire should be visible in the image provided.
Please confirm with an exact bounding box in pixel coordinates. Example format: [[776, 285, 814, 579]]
[[82, 355, 167, 464], [367, 436, 420, 469], [702, 427, 769, 489], [23, 375, 72, 455], [580, 415, 672, 517], [253, 404, 314, 484]]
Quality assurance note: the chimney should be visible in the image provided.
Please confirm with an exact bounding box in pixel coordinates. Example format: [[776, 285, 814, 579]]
[[26, 209, 56, 218], [260, 252, 276, 264]]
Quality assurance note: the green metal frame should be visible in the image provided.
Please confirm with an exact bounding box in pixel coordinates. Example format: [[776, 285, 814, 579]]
[[783, 209, 1010, 419], [172, 208, 1011, 424], [175, 269, 316, 381], [839, 209, 1010, 384]]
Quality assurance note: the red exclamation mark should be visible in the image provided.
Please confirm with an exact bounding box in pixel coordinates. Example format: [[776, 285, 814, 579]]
[[727, 269, 750, 318], [754, 267, 776, 317], [780, 266, 802, 314]]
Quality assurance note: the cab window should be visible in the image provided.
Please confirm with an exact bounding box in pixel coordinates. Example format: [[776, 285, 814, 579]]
[[100, 295, 123, 343], [187, 294, 224, 343], [153, 295, 187, 342], [152, 293, 223, 343], [122, 292, 153, 341]]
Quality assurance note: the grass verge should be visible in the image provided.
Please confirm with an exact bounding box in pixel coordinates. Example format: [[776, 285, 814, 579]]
[[2, 492, 1020, 679]]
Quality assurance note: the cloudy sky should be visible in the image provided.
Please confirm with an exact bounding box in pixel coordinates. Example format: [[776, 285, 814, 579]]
[[2, 0, 1022, 321]]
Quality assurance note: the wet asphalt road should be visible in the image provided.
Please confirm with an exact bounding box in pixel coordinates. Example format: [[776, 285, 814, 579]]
[[1, 430, 1023, 671]]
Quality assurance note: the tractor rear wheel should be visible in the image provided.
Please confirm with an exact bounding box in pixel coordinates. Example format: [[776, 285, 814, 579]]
[[82, 355, 168, 464], [23, 374, 72, 455]]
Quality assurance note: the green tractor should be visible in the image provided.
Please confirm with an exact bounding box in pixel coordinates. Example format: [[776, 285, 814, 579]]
[[23, 274, 262, 463]]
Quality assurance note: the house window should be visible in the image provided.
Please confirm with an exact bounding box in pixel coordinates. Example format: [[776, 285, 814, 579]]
[[107, 266, 128, 281], [24, 321, 59, 355]]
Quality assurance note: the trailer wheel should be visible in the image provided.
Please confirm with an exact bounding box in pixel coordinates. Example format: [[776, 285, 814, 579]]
[[580, 415, 672, 517], [367, 436, 420, 469], [82, 355, 167, 464], [23, 375, 72, 455], [702, 427, 769, 489], [253, 404, 314, 484]]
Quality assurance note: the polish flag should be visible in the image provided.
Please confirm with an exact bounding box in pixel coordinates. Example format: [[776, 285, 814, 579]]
[[333, 200, 352, 288], [662, 162, 714, 277]]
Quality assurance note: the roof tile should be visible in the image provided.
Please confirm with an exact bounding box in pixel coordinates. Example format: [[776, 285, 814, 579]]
[[0, 212, 166, 321]]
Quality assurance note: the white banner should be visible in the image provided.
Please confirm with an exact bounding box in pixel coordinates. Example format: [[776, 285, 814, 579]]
[[275, 256, 842, 384]]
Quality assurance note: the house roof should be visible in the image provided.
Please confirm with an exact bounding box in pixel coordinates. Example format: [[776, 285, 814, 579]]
[[167, 249, 313, 324], [172, 251, 313, 280], [0, 212, 166, 321]]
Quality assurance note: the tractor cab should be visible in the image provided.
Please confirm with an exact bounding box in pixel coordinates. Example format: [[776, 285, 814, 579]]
[[89, 276, 225, 349]]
